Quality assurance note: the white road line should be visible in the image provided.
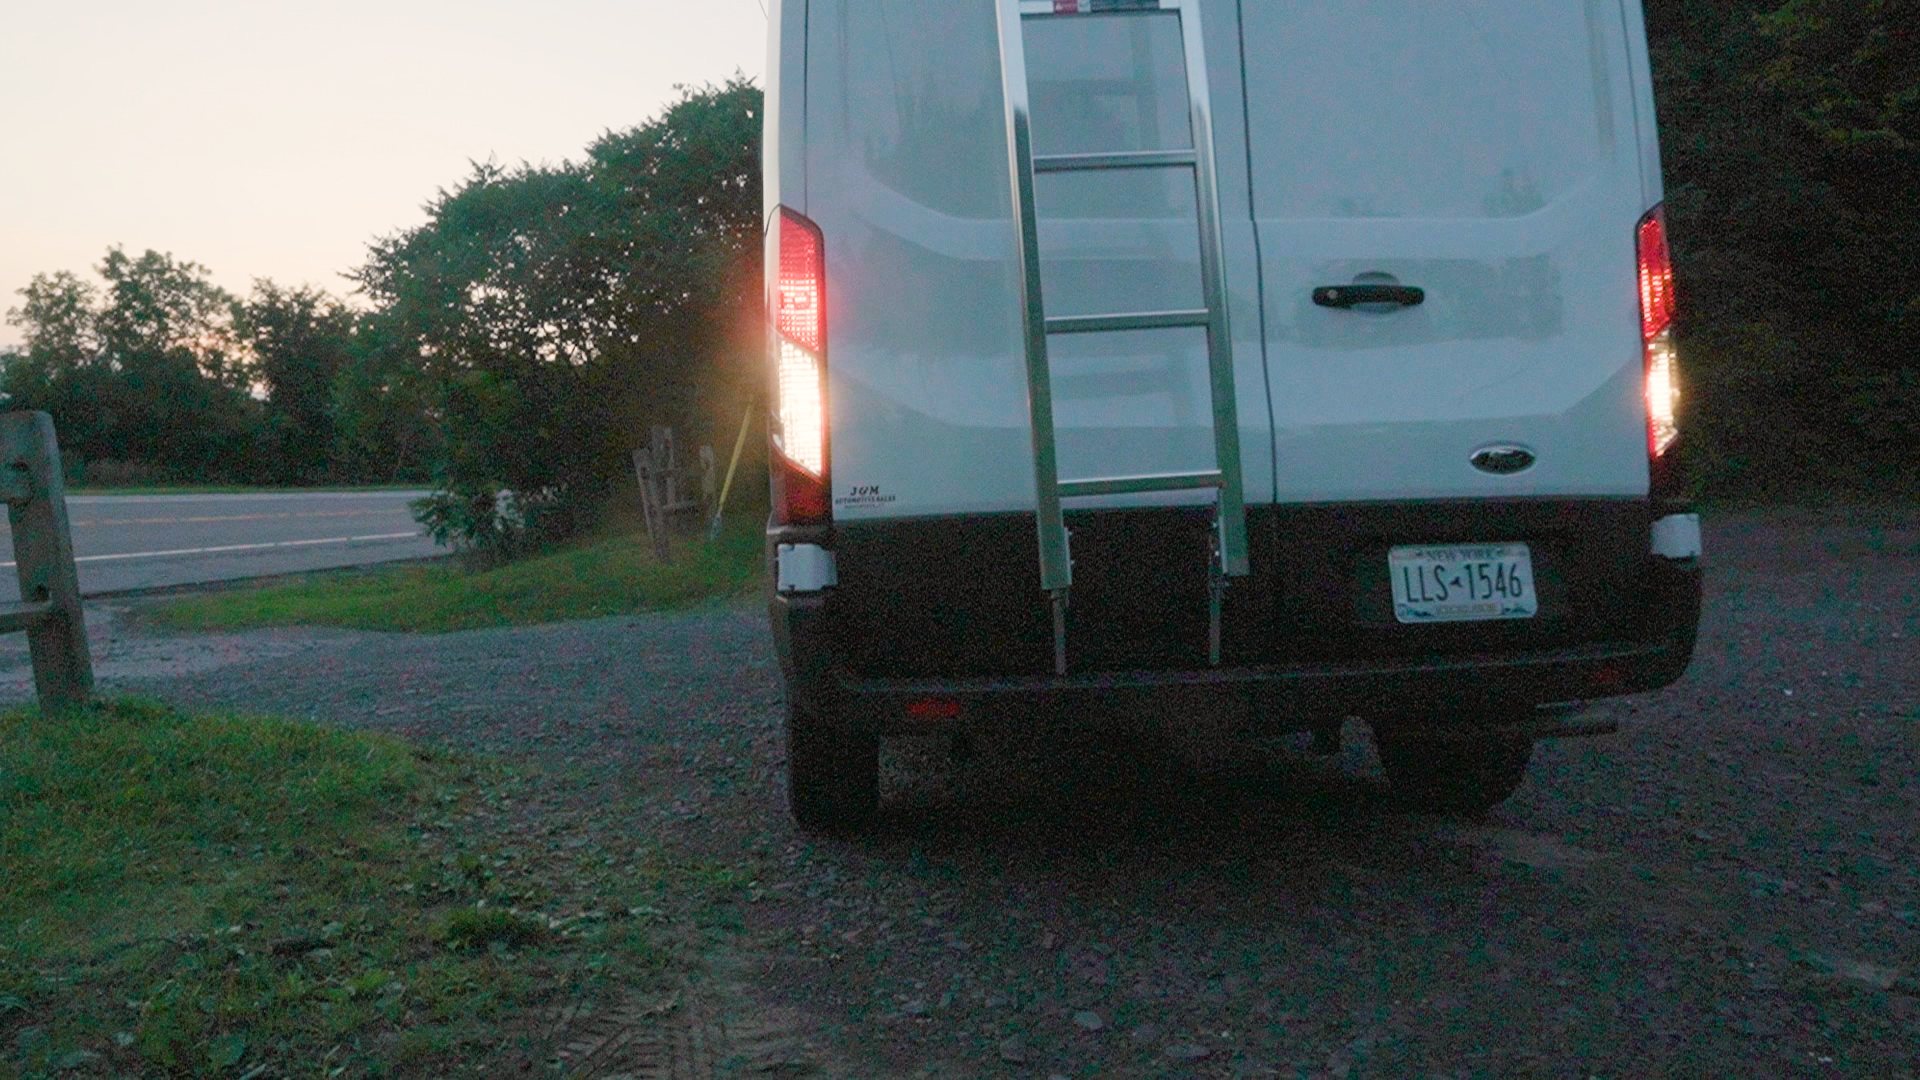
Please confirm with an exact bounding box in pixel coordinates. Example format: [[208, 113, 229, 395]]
[[64, 491, 430, 506], [0, 531, 427, 568], [70, 509, 405, 527]]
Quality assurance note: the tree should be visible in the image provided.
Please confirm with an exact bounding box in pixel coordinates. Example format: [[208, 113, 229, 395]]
[[1757, 0, 1920, 384], [330, 313, 439, 483], [92, 248, 258, 480], [94, 247, 246, 388], [1641, 0, 1920, 489], [356, 158, 626, 541], [6, 272, 98, 373], [355, 80, 763, 549], [2, 272, 100, 414], [580, 78, 764, 430], [5, 247, 444, 486], [2, 248, 261, 483], [1758, 0, 1920, 153], [238, 281, 355, 482]]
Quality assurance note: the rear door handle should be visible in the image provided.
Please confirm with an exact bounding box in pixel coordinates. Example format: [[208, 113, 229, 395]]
[[1312, 284, 1424, 309]]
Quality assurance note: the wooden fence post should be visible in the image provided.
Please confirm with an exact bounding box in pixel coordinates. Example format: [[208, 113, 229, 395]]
[[634, 445, 671, 563], [0, 411, 92, 712], [634, 425, 725, 559]]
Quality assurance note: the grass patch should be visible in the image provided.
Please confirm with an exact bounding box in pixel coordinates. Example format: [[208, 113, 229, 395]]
[[149, 516, 764, 633], [440, 907, 551, 951], [0, 699, 700, 1076]]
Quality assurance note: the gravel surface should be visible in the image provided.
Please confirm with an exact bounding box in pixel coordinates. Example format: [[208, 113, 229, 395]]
[[7, 505, 1916, 1077]]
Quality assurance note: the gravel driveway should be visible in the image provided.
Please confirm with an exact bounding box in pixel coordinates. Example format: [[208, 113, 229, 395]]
[[7, 505, 1916, 1077]]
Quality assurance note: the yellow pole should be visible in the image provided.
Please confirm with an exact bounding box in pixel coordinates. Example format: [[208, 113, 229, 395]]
[[709, 397, 755, 540]]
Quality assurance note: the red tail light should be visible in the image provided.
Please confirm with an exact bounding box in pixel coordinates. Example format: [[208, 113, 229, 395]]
[[906, 697, 963, 721], [1637, 205, 1679, 458], [771, 207, 829, 525], [1637, 207, 1674, 340], [778, 209, 825, 355]]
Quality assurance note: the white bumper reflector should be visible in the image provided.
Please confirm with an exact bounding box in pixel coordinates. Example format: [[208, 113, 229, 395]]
[[776, 543, 838, 593], [1651, 514, 1702, 559]]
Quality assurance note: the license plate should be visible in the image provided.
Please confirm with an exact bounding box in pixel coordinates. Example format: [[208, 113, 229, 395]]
[[1389, 543, 1536, 623]]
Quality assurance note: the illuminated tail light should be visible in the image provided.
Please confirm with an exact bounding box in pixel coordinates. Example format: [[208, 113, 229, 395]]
[[1637, 205, 1680, 458], [772, 207, 828, 524], [906, 697, 963, 721]]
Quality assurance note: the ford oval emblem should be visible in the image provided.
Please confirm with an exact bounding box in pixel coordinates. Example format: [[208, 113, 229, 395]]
[[1471, 445, 1536, 475]]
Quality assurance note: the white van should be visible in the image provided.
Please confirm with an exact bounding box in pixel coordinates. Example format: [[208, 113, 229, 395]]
[[762, 0, 1702, 829]]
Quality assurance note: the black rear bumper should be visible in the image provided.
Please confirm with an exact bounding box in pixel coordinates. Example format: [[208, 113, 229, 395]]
[[769, 499, 1702, 735]]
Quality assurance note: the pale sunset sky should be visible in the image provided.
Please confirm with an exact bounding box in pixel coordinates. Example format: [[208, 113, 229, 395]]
[[0, 0, 767, 349]]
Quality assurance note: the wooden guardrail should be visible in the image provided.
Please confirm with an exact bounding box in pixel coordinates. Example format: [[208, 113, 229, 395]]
[[632, 425, 717, 563], [0, 411, 93, 712]]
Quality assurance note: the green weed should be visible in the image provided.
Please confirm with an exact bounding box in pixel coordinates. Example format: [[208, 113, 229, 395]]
[[440, 906, 549, 951]]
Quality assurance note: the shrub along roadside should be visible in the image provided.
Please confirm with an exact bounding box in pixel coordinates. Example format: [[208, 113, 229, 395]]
[[149, 511, 765, 634], [0, 699, 743, 1075]]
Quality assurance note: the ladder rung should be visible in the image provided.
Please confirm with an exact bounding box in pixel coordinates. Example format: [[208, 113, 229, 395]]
[[1059, 470, 1223, 498], [1019, 0, 1166, 15], [0, 600, 53, 634], [1033, 149, 1197, 173], [1046, 309, 1211, 335]]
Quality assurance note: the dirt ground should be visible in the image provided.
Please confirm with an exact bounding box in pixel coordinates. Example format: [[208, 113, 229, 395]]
[[9, 505, 1916, 1078]]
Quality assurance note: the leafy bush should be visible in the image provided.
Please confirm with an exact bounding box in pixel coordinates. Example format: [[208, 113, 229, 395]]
[[68, 458, 173, 489], [410, 484, 568, 565], [360, 80, 762, 548]]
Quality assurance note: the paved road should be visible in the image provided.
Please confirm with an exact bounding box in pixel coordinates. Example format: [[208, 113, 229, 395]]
[[0, 490, 442, 599]]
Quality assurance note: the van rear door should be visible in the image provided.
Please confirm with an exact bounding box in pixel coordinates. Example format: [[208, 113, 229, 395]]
[[802, 0, 1272, 523], [1241, 1, 1651, 503]]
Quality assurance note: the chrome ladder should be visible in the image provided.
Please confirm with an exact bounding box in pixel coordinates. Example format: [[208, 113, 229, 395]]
[[996, 0, 1249, 675]]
